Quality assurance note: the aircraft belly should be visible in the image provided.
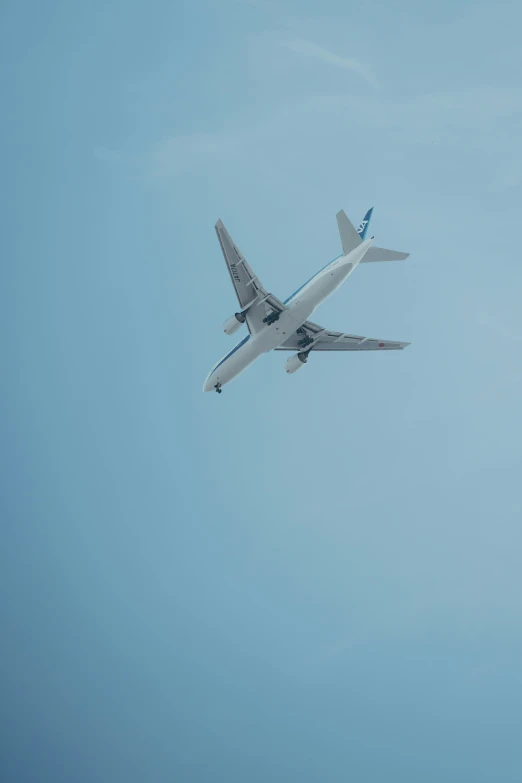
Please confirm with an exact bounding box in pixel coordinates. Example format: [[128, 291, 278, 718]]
[[211, 339, 260, 386], [212, 310, 309, 386], [257, 310, 309, 351], [208, 253, 356, 390]]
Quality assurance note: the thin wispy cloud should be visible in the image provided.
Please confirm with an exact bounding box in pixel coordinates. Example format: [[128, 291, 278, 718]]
[[146, 85, 522, 189], [147, 132, 247, 180], [280, 37, 377, 88]]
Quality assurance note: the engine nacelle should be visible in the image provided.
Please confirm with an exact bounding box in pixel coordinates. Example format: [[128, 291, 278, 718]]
[[222, 312, 246, 335], [284, 352, 308, 374]]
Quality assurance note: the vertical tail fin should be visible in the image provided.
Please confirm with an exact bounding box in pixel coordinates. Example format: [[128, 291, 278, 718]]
[[357, 207, 374, 240], [336, 210, 362, 256]]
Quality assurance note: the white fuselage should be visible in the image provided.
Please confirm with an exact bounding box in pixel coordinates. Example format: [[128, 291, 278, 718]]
[[203, 239, 373, 391]]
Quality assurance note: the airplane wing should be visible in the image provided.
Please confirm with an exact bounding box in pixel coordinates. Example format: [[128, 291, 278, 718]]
[[215, 219, 286, 335], [275, 320, 410, 352]]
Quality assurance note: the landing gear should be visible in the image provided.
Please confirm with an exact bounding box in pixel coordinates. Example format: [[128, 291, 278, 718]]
[[296, 327, 313, 347], [263, 311, 280, 325], [214, 383, 222, 394]]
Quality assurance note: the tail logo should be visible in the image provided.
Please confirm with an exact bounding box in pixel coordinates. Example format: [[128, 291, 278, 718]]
[[357, 208, 373, 240]]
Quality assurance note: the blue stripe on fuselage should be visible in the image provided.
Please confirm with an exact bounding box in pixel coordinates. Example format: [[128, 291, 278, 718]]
[[283, 255, 342, 305], [211, 334, 250, 374]]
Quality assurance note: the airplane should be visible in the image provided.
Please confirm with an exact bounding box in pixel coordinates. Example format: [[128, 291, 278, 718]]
[[203, 208, 410, 393]]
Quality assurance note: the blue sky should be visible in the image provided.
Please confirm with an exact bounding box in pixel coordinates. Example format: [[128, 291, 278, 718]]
[[2, 0, 522, 780]]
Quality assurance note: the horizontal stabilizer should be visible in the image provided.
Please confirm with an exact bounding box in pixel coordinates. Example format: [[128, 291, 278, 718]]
[[360, 246, 409, 263], [336, 210, 362, 256]]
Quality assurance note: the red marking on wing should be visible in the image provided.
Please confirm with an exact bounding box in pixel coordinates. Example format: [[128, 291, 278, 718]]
[[378, 342, 385, 347]]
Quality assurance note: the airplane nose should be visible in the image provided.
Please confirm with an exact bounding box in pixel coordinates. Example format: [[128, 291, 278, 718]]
[[203, 375, 214, 392]]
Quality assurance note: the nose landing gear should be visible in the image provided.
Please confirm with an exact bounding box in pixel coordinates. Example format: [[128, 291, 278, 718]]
[[214, 383, 222, 394]]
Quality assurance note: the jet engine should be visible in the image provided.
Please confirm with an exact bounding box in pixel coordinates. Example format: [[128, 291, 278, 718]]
[[222, 312, 246, 335], [284, 352, 308, 374]]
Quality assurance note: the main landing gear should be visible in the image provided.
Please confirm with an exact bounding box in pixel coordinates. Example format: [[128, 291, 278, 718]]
[[263, 311, 280, 325], [214, 383, 222, 394], [295, 327, 313, 348]]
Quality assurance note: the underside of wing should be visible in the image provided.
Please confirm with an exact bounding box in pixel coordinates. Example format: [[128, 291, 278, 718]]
[[215, 219, 286, 335], [275, 320, 410, 351], [215, 220, 265, 309]]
